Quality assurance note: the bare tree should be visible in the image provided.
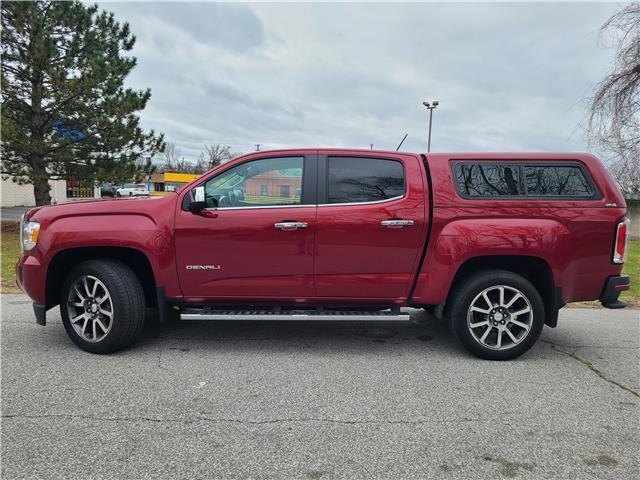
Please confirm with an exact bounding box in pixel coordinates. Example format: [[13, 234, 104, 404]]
[[161, 142, 179, 171], [587, 2, 640, 195], [158, 142, 237, 174], [193, 154, 209, 174], [201, 144, 237, 169]]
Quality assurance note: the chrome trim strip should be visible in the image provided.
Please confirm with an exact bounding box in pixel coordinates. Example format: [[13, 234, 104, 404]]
[[381, 219, 414, 227], [275, 221, 308, 229], [204, 203, 309, 211], [317, 195, 405, 208], [203, 195, 405, 211], [18, 212, 25, 253], [181, 312, 411, 321]]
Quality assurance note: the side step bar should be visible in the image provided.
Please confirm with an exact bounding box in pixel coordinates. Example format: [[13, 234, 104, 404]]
[[180, 308, 411, 322]]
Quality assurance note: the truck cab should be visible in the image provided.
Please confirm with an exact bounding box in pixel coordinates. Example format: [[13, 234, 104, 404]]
[[17, 149, 630, 359]]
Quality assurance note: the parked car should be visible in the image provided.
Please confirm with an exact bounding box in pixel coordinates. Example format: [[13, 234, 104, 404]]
[[99, 183, 115, 197], [16, 150, 630, 359], [116, 183, 149, 197]]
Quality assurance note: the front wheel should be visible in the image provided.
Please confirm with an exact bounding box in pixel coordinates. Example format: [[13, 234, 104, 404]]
[[60, 260, 146, 353], [448, 270, 544, 360]]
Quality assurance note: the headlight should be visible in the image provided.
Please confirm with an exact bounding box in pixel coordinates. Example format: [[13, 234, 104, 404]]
[[20, 218, 40, 251]]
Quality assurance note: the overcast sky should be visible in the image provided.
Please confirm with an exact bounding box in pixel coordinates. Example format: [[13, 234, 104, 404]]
[[100, 1, 622, 161]]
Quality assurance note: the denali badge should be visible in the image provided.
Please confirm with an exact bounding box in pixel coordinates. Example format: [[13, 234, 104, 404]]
[[186, 265, 221, 270]]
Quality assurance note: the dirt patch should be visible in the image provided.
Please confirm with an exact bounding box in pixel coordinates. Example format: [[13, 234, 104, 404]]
[[481, 455, 535, 478], [585, 454, 619, 467], [567, 299, 640, 309], [361, 327, 398, 339], [0, 280, 21, 294], [1, 222, 20, 234]]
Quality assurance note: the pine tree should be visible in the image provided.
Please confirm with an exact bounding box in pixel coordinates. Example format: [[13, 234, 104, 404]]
[[1, 1, 164, 205]]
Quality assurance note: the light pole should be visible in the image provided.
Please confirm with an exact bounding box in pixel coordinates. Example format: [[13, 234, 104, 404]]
[[422, 100, 439, 152]]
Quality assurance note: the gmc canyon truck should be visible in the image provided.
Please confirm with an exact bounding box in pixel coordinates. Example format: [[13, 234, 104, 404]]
[[17, 150, 631, 360]]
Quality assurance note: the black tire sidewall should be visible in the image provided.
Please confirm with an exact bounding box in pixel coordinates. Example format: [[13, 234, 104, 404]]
[[60, 260, 144, 354], [450, 270, 545, 360]]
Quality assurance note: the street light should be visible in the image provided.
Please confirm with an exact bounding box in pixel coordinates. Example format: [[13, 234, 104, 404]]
[[422, 100, 439, 152]]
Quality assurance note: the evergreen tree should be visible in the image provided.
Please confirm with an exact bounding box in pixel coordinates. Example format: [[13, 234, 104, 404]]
[[1, 1, 164, 205]]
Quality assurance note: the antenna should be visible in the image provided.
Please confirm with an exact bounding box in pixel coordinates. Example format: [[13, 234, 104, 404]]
[[395, 133, 408, 151]]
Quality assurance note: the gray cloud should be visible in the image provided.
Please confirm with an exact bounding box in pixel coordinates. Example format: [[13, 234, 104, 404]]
[[101, 1, 619, 160]]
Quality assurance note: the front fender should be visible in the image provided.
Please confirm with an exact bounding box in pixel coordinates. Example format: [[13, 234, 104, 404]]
[[24, 209, 178, 305]]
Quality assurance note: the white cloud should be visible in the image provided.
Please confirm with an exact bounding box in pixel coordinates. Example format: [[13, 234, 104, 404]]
[[101, 1, 620, 160]]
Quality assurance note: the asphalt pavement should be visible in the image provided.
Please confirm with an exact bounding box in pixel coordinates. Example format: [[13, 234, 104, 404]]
[[1, 294, 638, 479]]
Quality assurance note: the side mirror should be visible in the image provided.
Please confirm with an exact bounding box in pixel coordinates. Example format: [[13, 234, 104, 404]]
[[188, 186, 207, 213]]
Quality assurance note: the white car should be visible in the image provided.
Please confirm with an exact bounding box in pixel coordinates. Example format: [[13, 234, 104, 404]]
[[116, 183, 149, 197]]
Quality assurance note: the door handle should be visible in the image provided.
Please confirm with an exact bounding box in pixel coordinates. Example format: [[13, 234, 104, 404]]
[[275, 221, 308, 230], [381, 219, 414, 227]]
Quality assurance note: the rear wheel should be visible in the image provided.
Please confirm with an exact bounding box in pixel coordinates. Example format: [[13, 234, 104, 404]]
[[60, 260, 145, 354], [449, 270, 544, 360]]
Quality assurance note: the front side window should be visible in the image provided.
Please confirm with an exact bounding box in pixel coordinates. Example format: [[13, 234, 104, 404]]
[[327, 157, 405, 204], [455, 164, 522, 196], [204, 156, 303, 208], [525, 165, 594, 197]]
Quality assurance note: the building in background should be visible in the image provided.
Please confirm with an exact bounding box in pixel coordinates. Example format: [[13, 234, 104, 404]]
[[149, 172, 200, 195], [1, 177, 100, 207], [245, 170, 301, 203]]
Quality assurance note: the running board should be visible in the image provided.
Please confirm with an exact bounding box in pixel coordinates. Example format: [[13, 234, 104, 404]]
[[180, 308, 411, 322]]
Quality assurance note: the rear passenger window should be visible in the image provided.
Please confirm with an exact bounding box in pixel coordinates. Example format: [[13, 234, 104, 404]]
[[455, 164, 522, 196], [327, 157, 405, 204], [454, 162, 598, 199], [524, 165, 594, 197]]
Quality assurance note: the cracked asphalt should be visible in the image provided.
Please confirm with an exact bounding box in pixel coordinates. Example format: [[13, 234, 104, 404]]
[[1, 293, 639, 479]]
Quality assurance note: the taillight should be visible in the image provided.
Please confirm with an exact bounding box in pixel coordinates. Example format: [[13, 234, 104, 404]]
[[613, 218, 630, 264]]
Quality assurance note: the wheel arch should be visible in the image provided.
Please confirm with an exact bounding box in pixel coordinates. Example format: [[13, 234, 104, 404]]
[[46, 247, 157, 309], [445, 255, 562, 327]]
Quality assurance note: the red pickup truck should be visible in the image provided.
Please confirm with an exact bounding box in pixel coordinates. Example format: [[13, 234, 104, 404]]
[[16, 149, 630, 359]]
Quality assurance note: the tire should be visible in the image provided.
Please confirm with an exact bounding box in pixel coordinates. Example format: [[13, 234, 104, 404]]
[[448, 270, 544, 360], [60, 260, 146, 354], [116, 192, 121, 197]]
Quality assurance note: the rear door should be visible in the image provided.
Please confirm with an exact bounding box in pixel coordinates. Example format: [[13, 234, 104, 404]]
[[175, 153, 317, 301], [314, 152, 428, 301]]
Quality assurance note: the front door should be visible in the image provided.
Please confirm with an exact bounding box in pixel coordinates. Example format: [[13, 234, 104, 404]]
[[314, 153, 427, 301], [175, 154, 317, 301]]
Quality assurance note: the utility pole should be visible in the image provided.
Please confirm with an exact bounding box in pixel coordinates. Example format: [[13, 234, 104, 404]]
[[422, 100, 439, 152]]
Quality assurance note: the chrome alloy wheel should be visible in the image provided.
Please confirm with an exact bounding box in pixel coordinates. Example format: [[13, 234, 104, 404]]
[[467, 285, 533, 350], [66, 275, 113, 343]]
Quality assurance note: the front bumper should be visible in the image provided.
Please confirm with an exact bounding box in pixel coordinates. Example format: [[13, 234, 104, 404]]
[[16, 254, 46, 303], [600, 275, 630, 309], [16, 253, 49, 326]]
